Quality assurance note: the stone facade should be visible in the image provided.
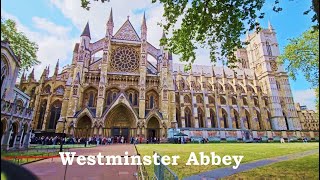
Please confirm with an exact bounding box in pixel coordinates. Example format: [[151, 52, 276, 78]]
[[1, 41, 33, 150], [20, 11, 304, 142], [295, 103, 319, 131]]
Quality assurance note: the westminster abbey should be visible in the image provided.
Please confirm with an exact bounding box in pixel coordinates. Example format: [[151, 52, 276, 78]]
[[19, 10, 307, 141]]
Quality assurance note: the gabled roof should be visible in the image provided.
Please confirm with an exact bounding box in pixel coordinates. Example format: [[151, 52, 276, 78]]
[[113, 19, 140, 42]]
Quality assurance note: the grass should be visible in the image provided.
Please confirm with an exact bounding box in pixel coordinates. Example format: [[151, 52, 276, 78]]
[[1, 144, 96, 165], [225, 154, 319, 180], [136, 143, 319, 179]]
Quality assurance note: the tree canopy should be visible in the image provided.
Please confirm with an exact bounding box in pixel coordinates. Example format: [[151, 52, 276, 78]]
[[278, 28, 319, 111], [1, 18, 39, 71]]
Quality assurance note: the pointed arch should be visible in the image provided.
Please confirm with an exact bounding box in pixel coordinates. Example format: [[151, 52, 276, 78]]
[[184, 107, 192, 128], [197, 107, 205, 128], [221, 108, 228, 128], [209, 108, 216, 128]]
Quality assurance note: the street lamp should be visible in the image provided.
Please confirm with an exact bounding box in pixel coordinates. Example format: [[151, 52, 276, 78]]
[[59, 118, 67, 152]]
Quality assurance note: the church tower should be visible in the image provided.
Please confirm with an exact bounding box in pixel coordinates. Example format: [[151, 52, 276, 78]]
[[244, 22, 300, 130]]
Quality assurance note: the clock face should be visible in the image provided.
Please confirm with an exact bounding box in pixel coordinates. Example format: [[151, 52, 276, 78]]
[[270, 61, 278, 71], [110, 46, 139, 72]]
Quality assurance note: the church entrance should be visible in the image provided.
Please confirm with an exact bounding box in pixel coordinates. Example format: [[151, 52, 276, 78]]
[[147, 117, 160, 143], [105, 104, 137, 143], [74, 115, 93, 138]]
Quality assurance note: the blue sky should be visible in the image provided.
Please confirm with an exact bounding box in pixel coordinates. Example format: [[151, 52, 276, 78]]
[[1, 0, 317, 110]]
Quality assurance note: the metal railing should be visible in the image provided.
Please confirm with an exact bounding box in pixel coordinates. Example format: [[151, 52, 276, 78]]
[[153, 151, 178, 180], [134, 144, 152, 180]]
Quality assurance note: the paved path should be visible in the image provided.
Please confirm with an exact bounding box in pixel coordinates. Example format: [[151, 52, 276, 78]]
[[184, 149, 319, 180], [23, 144, 138, 180]]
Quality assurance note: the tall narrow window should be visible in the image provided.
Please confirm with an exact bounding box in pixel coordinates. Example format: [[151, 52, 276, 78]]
[[134, 93, 138, 105], [129, 93, 133, 104], [150, 96, 154, 109], [266, 41, 272, 56], [48, 101, 62, 129], [88, 92, 94, 107], [37, 101, 47, 129], [185, 108, 192, 127], [210, 109, 216, 128], [107, 92, 111, 105]]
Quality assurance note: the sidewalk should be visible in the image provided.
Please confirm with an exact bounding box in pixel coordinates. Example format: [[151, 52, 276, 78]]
[[23, 144, 138, 180], [183, 149, 319, 180]]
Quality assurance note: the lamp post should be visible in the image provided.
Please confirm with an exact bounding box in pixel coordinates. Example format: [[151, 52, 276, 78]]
[[59, 118, 67, 152]]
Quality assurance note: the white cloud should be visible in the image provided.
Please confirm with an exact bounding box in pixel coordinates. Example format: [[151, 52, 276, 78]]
[[292, 89, 316, 110], [1, 11, 78, 80]]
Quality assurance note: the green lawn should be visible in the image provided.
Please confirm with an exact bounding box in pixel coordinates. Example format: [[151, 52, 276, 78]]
[[225, 154, 319, 180], [136, 143, 319, 179]]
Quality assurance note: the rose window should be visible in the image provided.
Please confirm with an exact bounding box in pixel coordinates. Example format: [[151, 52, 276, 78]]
[[110, 46, 139, 72]]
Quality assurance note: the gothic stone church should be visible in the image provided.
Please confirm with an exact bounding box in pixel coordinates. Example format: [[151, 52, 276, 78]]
[[20, 10, 302, 141]]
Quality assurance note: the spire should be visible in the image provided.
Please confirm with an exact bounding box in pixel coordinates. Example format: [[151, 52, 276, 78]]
[[107, 8, 114, 36], [46, 65, 50, 77], [141, 11, 147, 29], [268, 20, 274, 31], [41, 66, 47, 77], [81, 22, 91, 39], [162, 30, 166, 39], [54, 59, 59, 76], [28, 68, 34, 80], [108, 8, 113, 24]]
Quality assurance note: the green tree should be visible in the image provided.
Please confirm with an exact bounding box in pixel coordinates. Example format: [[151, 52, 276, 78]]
[[278, 28, 319, 112], [1, 18, 39, 71], [80, 0, 318, 70]]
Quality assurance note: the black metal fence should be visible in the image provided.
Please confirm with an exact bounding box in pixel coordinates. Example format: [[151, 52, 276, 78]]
[[154, 151, 178, 180]]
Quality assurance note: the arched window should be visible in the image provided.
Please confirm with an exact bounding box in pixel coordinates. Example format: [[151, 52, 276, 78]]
[[222, 109, 228, 128], [245, 110, 251, 129], [266, 41, 272, 56], [37, 100, 47, 129], [112, 92, 117, 100], [210, 109, 216, 128], [55, 86, 65, 95], [43, 85, 51, 94], [83, 87, 98, 108], [196, 95, 203, 104], [134, 93, 138, 106], [220, 96, 226, 105], [1, 56, 8, 90], [129, 93, 133, 104], [176, 109, 181, 127], [184, 95, 191, 103], [48, 101, 62, 129], [208, 96, 215, 104], [150, 96, 154, 109], [107, 92, 112, 105], [185, 108, 192, 127], [232, 96, 237, 105], [198, 108, 204, 128], [88, 92, 94, 107]]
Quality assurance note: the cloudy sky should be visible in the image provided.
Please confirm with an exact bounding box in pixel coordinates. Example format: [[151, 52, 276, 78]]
[[1, 0, 317, 110]]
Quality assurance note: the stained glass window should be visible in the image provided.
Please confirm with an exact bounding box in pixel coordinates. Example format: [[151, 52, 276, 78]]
[[110, 46, 139, 72]]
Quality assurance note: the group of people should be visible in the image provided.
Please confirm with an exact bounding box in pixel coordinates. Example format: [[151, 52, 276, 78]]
[[30, 135, 163, 146]]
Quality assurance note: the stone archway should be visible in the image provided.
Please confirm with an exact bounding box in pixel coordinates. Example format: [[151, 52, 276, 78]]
[[74, 115, 93, 138], [146, 117, 160, 142], [1, 119, 7, 143], [9, 122, 19, 147], [104, 104, 137, 142]]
